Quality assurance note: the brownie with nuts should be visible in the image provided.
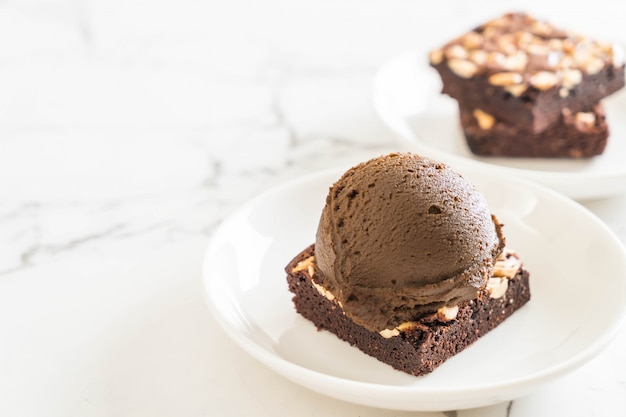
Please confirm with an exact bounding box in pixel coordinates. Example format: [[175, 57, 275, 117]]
[[460, 104, 609, 158], [286, 245, 531, 376], [429, 12, 625, 133]]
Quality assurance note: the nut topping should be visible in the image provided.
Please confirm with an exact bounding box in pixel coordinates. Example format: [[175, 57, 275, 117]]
[[294, 255, 338, 302], [379, 328, 399, 338], [461, 31, 484, 49], [437, 305, 459, 322], [557, 56, 575, 69], [487, 277, 509, 299], [562, 68, 583, 89], [561, 39, 576, 54], [493, 250, 522, 278], [530, 20, 553, 37], [575, 111, 597, 131], [380, 322, 419, 339], [429, 48, 444, 65], [473, 109, 495, 130], [486, 52, 506, 70], [312, 280, 335, 301], [505, 84, 528, 97], [470, 50, 488, 66], [502, 51, 528, 71], [447, 58, 478, 78], [530, 71, 559, 90], [445, 44, 469, 60], [489, 71, 524, 86], [526, 43, 550, 56], [548, 38, 564, 51], [292, 256, 315, 276], [585, 57, 605, 74], [430, 12, 621, 92], [497, 33, 518, 54], [515, 31, 534, 48]]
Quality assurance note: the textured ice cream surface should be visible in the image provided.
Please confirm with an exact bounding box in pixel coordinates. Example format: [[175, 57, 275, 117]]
[[315, 153, 505, 332]]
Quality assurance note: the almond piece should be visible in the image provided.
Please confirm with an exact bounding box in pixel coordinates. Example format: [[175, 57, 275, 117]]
[[473, 109, 495, 130], [489, 71, 524, 86], [429, 48, 444, 65], [445, 44, 469, 60], [502, 51, 528, 71], [461, 32, 484, 49], [530, 71, 559, 90], [585, 58, 605, 75], [487, 277, 509, 299], [505, 84, 528, 97], [575, 111, 596, 131], [562, 68, 583, 89], [470, 50, 488, 65], [448, 59, 478, 78], [437, 305, 459, 322]]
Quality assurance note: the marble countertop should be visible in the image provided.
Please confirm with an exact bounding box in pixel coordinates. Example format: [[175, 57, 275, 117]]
[[1, 1, 626, 416]]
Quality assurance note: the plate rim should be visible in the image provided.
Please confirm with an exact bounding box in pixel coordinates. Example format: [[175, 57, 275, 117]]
[[202, 166, 626, 411]]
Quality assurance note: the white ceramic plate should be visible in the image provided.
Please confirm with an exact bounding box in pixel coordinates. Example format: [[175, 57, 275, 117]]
[[202, 168, 626, 411], [373, 50, 626, 200]]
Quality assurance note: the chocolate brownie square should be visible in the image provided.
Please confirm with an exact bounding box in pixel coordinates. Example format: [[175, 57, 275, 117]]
[[286, 244, 531, 376], [429, 12, 625, 133], [459, 103, 609, 158]]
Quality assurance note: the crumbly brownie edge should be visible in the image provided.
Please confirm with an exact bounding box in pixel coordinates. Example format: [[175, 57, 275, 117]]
[[285, 244, 531, 376]]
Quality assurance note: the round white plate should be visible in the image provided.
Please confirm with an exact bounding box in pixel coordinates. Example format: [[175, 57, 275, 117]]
[[202, 167, 626, 411], [373, 50, 626, 200]]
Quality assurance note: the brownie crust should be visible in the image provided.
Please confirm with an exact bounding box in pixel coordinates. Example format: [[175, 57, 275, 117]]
[[286, 245, 531, 376]]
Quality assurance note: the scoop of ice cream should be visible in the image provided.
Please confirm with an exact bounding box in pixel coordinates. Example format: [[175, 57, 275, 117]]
[[315, 153, 505, 332]]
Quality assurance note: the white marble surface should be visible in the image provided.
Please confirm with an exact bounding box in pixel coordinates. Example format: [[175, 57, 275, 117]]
[[1, 1, 626, 416]]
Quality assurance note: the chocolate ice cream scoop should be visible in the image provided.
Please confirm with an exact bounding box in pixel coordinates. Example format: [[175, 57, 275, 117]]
[[315, 153, 505, 332]]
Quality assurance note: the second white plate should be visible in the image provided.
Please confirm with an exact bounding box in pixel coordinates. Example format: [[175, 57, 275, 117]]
[[203, 167, 626, 411], [373, 50, 626, 200]]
